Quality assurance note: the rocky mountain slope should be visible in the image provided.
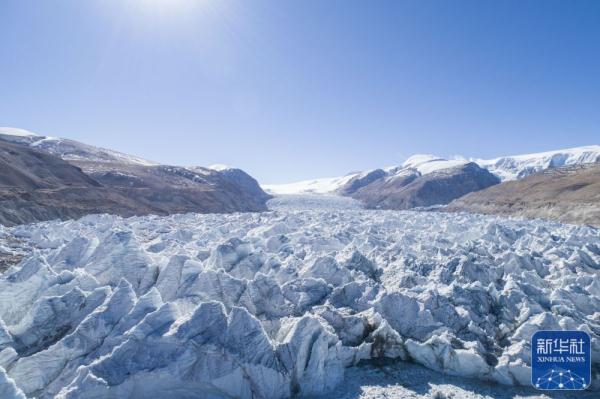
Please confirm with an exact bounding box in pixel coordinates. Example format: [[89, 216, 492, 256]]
[[0, 128, 270, 226], [0, 140, 145, 226], [264, 158, 502, 209], [344, 162, 500, 210], [446, 163, 600, 227], [0, 140, 99, 190], [75, 161, 270, 214], [0, 127, 156, 166], [0, 199, 597, 397]]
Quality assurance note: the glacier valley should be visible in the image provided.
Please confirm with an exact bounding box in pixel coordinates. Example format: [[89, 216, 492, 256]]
[[0, 196, 598, 398]]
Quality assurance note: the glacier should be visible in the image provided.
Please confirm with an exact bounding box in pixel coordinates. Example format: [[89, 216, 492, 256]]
[[0, 196, 598, 398]]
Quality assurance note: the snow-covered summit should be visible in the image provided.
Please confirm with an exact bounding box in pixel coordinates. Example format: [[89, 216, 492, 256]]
[[401, 154, 443, 168], [476, 145, 600, 180], [401, 154, 468, 175]]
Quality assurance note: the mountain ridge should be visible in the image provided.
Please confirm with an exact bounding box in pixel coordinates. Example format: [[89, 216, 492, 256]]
[[0, 127, 157, 166], [0, 127, 271, 226], [262, 145, 599, 212], [263, 145, 600, 195]]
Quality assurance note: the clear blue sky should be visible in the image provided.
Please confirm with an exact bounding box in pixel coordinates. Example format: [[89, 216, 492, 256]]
[[1, 0, 599, 183]]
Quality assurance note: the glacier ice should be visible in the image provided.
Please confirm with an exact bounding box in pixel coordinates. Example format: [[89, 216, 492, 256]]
[[0, 202, 598, 397]]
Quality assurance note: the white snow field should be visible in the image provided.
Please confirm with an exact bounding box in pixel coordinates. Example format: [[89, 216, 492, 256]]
[[0, 196, 598, 398], [262, 174, 359, 195]]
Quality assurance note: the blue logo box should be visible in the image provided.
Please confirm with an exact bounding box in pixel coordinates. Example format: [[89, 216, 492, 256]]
[[531, 330, 591, 390]]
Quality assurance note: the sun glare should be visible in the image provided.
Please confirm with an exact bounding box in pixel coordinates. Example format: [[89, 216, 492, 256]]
[[133, 0, 203, 16], [138, 0, 196, 7], [124, 0, 217, 29]]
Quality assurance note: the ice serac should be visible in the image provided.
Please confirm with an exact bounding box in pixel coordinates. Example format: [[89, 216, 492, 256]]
[[58, 303, 292, 399], [276, 315, 344, 396], [0, 203, 598, 397], [7, 279, 136, 396], [0, 367, 26, 399]]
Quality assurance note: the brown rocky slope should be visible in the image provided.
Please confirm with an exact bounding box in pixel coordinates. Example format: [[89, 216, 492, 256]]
[[445, 163, 600, 227], [0, 135, 270, 226]]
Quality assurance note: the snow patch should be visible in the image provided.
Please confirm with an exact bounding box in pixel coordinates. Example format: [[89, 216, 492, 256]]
[[208, 164, 234, 172], [0, 127, 39, 138]]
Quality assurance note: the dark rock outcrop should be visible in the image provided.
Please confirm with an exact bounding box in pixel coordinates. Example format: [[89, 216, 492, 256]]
[[445, 163, 600, 227]]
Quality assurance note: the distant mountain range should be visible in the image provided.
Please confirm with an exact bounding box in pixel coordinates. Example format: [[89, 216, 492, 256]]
[[263, 146, 600, 218], [0, 127, 271, 226], [1, 126, 598, 227], [264, 146, 600, 195]]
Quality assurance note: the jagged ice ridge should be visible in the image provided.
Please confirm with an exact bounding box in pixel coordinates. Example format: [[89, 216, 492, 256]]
[[0, 202, 598, 398]]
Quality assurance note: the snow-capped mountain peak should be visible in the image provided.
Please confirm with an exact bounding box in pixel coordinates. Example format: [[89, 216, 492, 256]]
[[476, 145, 600, 180], [264, 145, 600, 195], [401, 154, 468, 176]]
